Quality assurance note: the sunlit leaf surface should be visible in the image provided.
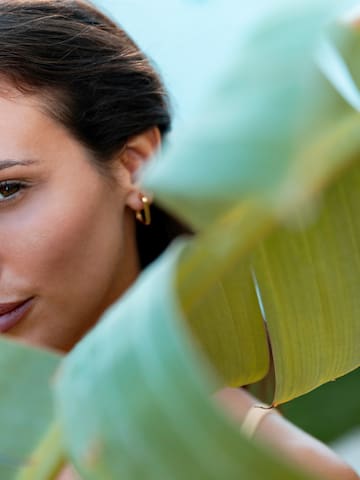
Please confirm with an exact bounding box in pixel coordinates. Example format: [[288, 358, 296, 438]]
[[253, 159, 360, 403], [143, 3, 360, 403]]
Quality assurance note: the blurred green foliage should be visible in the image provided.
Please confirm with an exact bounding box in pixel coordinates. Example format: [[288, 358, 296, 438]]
[[283, 367, 360, 443]]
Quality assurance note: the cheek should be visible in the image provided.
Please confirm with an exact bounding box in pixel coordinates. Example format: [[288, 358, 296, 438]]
[[2, 180, 125, 303]]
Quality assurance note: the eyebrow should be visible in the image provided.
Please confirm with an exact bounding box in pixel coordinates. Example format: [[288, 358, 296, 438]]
[[0, 159, 38, 171]]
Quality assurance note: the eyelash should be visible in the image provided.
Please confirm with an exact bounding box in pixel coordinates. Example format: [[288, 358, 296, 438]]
[[0, 181, 28, 203]]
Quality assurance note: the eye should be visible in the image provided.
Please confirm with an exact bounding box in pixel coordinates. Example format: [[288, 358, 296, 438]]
[[0, 181, 26, 202]]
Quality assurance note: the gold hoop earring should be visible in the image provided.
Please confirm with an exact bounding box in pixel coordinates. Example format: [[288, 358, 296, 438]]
[[136, 195, 152, 226]]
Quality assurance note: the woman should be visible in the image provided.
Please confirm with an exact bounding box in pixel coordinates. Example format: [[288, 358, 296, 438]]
[[0, 1, 357, 479]]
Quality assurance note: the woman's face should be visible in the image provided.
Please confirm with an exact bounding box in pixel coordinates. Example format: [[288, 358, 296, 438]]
[[0, 84, 145, 352]]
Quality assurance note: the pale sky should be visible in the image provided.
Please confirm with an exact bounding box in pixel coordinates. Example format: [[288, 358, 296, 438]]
[[93, 0, 268, 128]]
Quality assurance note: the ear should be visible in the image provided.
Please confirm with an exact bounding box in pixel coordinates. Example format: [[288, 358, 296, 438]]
[[120, 127, 161, 211]]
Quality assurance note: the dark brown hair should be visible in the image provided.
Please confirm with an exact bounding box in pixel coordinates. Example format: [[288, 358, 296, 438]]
[[0, 0, 189, 266]]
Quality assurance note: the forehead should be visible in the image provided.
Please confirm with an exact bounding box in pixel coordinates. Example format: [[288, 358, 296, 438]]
[[0, 80, 73, 157], [0, 78, 107, 177], [0, 76, 69, 128], [0, 96, 56, 155]]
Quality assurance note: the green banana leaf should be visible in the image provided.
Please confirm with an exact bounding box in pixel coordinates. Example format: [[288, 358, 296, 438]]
[[252, 157, 360, 403], [0, 337, 60, 480], [54, 242, 313, 480], [143, 3, 360, 404], [144, 1, 358, 230], [0, 246, 314, 480]]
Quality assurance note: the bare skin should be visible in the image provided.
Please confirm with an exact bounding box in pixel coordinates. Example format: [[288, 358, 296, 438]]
[[214, 388, 359, 480], [0, 82, 159, 352]]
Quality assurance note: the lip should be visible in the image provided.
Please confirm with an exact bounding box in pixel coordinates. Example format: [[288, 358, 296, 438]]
[[0, 298, 34, 333]]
